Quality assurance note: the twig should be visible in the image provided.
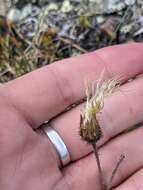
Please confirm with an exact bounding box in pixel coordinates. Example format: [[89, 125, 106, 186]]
[[24, 8, 48, 54], [107, 155, 125, 190], [13, 28, 32, 46], [109, 5, 131, 45], [59, 37, 87, 53], [0, 68, 9, 77], [92, 142, 107, 190], [4, 62, 15, 76]]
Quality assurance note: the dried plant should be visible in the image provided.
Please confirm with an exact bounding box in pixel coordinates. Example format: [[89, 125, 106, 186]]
[[80, 78, 124, 190]]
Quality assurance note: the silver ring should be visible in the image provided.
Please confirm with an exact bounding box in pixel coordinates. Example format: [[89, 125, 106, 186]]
[[42, 124, 70, 167]]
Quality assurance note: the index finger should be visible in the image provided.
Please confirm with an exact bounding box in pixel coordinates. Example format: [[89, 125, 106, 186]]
[[1, 43, 143, 127]]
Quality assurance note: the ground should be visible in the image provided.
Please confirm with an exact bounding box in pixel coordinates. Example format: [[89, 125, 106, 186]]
[[0, 0, 143, 82]]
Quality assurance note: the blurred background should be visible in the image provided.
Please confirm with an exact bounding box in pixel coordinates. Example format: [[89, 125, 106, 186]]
[[0, 0, 142, 82]]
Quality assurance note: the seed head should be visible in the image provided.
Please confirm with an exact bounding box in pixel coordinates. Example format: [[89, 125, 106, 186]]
[[80, 78, 120, 143]]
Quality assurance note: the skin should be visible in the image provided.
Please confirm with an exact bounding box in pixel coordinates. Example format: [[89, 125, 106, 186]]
[[0, 43, 143, 190]]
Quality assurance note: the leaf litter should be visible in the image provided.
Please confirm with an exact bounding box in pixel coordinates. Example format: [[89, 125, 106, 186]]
[[0, 0, 143, 82]]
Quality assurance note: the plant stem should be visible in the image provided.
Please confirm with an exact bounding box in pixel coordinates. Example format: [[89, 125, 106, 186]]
[[107, 155, 125, 190], [92, 142, 107, 190]]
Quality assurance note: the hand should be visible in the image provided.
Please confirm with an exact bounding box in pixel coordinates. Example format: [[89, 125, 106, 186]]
[[0, 43, 143, 190]]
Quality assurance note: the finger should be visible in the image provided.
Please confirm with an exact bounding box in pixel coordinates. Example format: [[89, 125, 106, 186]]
[[114, 168, 143, 190], [1, 43, 143, 127], [63, 126, 143, 190], [51, 76, 143, 161]]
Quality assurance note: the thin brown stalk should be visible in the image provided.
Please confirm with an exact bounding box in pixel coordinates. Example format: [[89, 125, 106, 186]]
[[92, 142, 107, 190], [59, 37, 87, 53], [109, 5, 131, 45], [107, 155, 125, 190]]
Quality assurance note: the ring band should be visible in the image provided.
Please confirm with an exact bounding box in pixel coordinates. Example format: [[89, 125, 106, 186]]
[[42, 124, 70, 167]]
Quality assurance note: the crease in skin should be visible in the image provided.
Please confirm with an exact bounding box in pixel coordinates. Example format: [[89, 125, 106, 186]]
[[11, 139, 26, 179], [127, 178, 141, 190], [113, 168, 143, 190], [0, 90, 35, 128], [92, 52, 113, 79], [48, 66, 75, 110], [52, 175, 71, 190]]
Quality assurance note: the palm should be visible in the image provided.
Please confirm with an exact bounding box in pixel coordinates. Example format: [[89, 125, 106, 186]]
[[1, 43, 143, 190]]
